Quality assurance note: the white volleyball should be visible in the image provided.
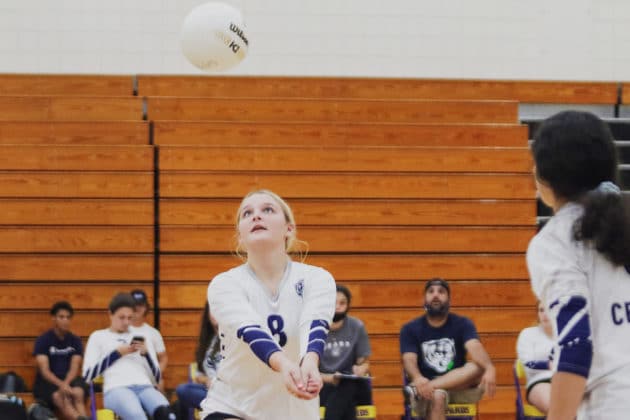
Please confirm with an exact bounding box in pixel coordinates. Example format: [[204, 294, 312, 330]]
[[180, 2, 249, 72]]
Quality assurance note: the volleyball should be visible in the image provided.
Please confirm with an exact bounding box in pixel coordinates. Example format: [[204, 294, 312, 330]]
[[180, 2, 249, 72]]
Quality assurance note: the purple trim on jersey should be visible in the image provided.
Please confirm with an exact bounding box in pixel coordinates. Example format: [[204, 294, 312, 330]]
[[83, 350, 121, 383], [306, 319, 329, 358], [143, 353, 161, 383], [554, 296, 592, 378], [236, 324, 281, 366], [524, 360, 550, 370]]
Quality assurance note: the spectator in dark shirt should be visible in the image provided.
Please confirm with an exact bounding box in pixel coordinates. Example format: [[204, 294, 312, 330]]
[[33, 301, 89, 420], [400, 278, 496, 420]]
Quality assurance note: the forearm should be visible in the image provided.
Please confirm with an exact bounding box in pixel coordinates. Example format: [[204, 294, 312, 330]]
[[158, 352, 168, 373], [321, 373, 337, 384], [64, 365, 80, 383], [402, 356, 424, 383], [39, 367, 64, 387], [269, 351, 290, 373], [467, 340, 494, 371], [353, 358, 370, 376], [547, 372, 586, 420], [237, 324, 282, 367]]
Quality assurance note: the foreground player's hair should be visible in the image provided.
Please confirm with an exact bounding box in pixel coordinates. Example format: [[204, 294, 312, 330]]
[[532, 110, 630, 266]]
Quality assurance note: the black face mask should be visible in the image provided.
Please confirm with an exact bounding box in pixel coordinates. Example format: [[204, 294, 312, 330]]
[[424, 300, 450, 317], [333, 311, 347, 322]]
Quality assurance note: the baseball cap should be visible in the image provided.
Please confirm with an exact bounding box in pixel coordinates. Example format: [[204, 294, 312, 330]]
[[130, 289, 148, 305], [424, 278, 450, 295]]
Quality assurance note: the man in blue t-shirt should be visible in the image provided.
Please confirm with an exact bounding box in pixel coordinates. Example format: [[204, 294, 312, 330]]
[[399, 278, 496, 420], [33, 301, 89, 420]]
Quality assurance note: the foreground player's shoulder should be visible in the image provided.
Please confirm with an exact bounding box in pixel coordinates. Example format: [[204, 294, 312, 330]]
[[294, 262, 335, 287], [528, 203, 582, 257], [208, 264, 247, 291], [528, 204, 585, 290], [294, 261, 334, 280]]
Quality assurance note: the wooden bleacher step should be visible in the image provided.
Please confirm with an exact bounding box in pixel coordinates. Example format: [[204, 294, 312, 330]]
[[146, 97, 518, 123], [137, 75, 618, 104]]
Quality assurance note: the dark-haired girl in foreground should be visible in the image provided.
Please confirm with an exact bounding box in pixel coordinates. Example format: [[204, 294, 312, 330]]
[[528, 110, 630, 419]]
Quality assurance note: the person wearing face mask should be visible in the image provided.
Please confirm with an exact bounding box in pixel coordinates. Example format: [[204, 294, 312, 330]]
[[399, 278, 496, 420], [319, 284, 372, 420]]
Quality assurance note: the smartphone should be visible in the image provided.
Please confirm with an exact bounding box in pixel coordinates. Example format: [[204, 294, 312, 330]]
[[131, 336, 145, 343]]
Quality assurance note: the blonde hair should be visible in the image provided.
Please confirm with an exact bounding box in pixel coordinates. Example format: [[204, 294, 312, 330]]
[[234, 189, 308, 260]]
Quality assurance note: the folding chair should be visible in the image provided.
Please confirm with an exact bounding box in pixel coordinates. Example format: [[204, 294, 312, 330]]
[[513, 360, 546, 420], [319, 376, 377, 420], [89, 377, 116, 420]]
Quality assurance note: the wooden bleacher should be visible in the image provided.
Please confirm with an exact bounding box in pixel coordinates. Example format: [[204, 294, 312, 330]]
[[0, 74, 154, 412], [8, 73, 623, 418], [137, 75, 619, 104], [146, 96, 518, 123], [0, 74, 134, 96], [152, 121, 529, 147], [0, 121, 149, 145], [0, 96, 143, 121], [149, 77, 532, 419]]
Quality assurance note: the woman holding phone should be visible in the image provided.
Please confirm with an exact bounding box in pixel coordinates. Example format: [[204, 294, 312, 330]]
[[82, 293, 175, 420]]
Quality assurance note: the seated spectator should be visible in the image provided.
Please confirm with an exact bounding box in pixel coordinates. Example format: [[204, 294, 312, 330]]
[[82, 293, 175, 420], [175, 302, 221, 419], [33, 301, 89, 420], [130, 289, 168, 391], [400, 278, 496, 420], [319, 284, 372, 420], [516, 301, 554, 414]]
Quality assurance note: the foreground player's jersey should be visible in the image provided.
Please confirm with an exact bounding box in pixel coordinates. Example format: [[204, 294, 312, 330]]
[[527, 202, 630, 417], [201, 260, 336, 420]]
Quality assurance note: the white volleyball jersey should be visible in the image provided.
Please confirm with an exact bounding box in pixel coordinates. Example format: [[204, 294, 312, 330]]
[[527, 202, 630, 418], [200, 260, 336, 420], [82, 328, 161, 393]]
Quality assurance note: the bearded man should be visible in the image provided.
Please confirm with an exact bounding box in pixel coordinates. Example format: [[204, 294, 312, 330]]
[[400, 278, 496, 420]]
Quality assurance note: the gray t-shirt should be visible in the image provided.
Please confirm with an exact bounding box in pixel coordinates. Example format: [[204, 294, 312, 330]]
[[320, 316, 371, 374]]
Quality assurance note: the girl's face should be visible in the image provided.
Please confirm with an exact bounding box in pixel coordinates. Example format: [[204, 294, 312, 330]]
[[110, 307, 134, 333], [237, 193, 293, 252]]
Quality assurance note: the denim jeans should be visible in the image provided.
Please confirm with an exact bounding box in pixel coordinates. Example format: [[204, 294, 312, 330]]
[[104, 385, 169, 420]]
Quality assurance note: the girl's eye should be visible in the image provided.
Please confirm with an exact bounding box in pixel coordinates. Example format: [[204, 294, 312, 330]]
[[241, 210, 251, 218], [263, 206, 274, 213]]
